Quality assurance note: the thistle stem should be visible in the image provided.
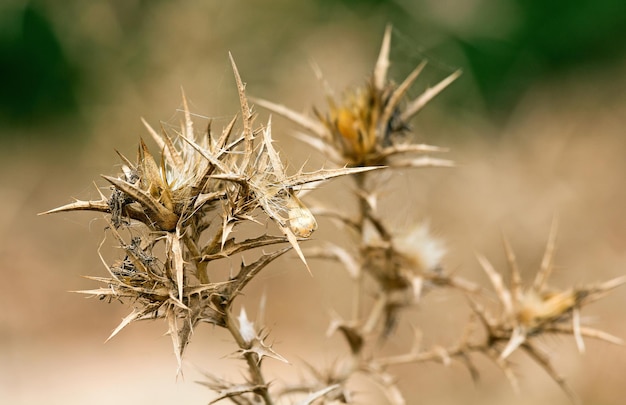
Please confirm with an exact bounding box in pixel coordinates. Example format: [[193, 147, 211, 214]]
[[225, 309, 275, 405], [362, 295, 387, 335], [351, 275, 363, 322], [352, 171, 390, 332], [352, 172, 368, 323]]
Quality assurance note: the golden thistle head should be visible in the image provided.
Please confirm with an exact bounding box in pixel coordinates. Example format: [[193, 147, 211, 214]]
[[253, 25, 460, 167], [474, 218, 625, 363]]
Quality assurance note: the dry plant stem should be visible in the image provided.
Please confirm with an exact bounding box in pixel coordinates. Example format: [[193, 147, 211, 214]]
[[374, 339, 505, 369], [372, 337, 568, 397], [351, 171, 387, 324], [354, 173, 391, 242], [352, 171, 390, 328], [225, 310, 276, 405], [352, 172, 368, 323], [362, 295, 388, 335], [351, 272, 364, 323]]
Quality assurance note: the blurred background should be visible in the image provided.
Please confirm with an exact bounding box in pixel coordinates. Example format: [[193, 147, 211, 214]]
[[2, 0, 626, 403]]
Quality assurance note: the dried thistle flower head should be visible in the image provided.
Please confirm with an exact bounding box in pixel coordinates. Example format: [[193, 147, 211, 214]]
[[253, 25, 460, 167], [472, 218, 625, 400], [349, 219, 447, 336], [40, 54, 378, 373], [394, 222, 446, 273], [360, 220, 445, 291]]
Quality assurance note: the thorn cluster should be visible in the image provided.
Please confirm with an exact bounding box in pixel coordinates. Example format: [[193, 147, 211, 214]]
[[42, 55, 372, 380], [253, 25, 459, 168], [470, 218, 626, 401]]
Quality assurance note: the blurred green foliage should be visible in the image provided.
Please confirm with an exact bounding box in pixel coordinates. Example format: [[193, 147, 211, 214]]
[[455, 0, 626, 115], [0, 3, 79, 132], [316, 0, 626, 115], [1, 0, 625, 139]]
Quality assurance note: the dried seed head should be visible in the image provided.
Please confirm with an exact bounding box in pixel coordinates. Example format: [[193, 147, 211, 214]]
[[41, 55, 382, 373], [470, 227, 626, 400], [395, 223, 446, 273], [362, 222, 445, 293], [516, 289, 577, 329], [326, 85, 381, 162], [253, 25, 459, 168], [477, 225, 625, 367]]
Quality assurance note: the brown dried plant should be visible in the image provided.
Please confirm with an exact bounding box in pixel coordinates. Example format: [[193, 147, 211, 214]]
[[41, 27, 624, 405], [252, 25, 459, 169], [253, 26, 624, 404], [42, 54, 375, 403]]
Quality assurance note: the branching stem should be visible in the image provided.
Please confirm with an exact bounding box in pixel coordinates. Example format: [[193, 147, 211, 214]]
[[225, 310, 276, 405]]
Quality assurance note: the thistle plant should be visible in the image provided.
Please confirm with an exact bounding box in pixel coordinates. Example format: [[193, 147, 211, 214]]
[[42, 55, 373, 401], [42, 26, 624, 404]]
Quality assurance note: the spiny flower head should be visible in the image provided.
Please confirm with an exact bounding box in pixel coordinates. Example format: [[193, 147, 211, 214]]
[[42, 88, 236, 233], [41, 54, 377, 372], [360, 218, 447, 292], [472, 218, 625, 400], [253, 25, 460, 167], [394, 222, 446, 274]]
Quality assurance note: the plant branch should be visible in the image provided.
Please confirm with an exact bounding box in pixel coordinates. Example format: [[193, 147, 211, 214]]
[[225, 310, 275, 405]]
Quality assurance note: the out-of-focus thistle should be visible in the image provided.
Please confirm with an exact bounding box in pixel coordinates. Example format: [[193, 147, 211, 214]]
[[306, 214, 481, 341], [251, 25, 467, 342], [360, 222, 457, 336], [40, 55, 376, 378], [472, 217, 626, 401], [253, 25, 460, 167]]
